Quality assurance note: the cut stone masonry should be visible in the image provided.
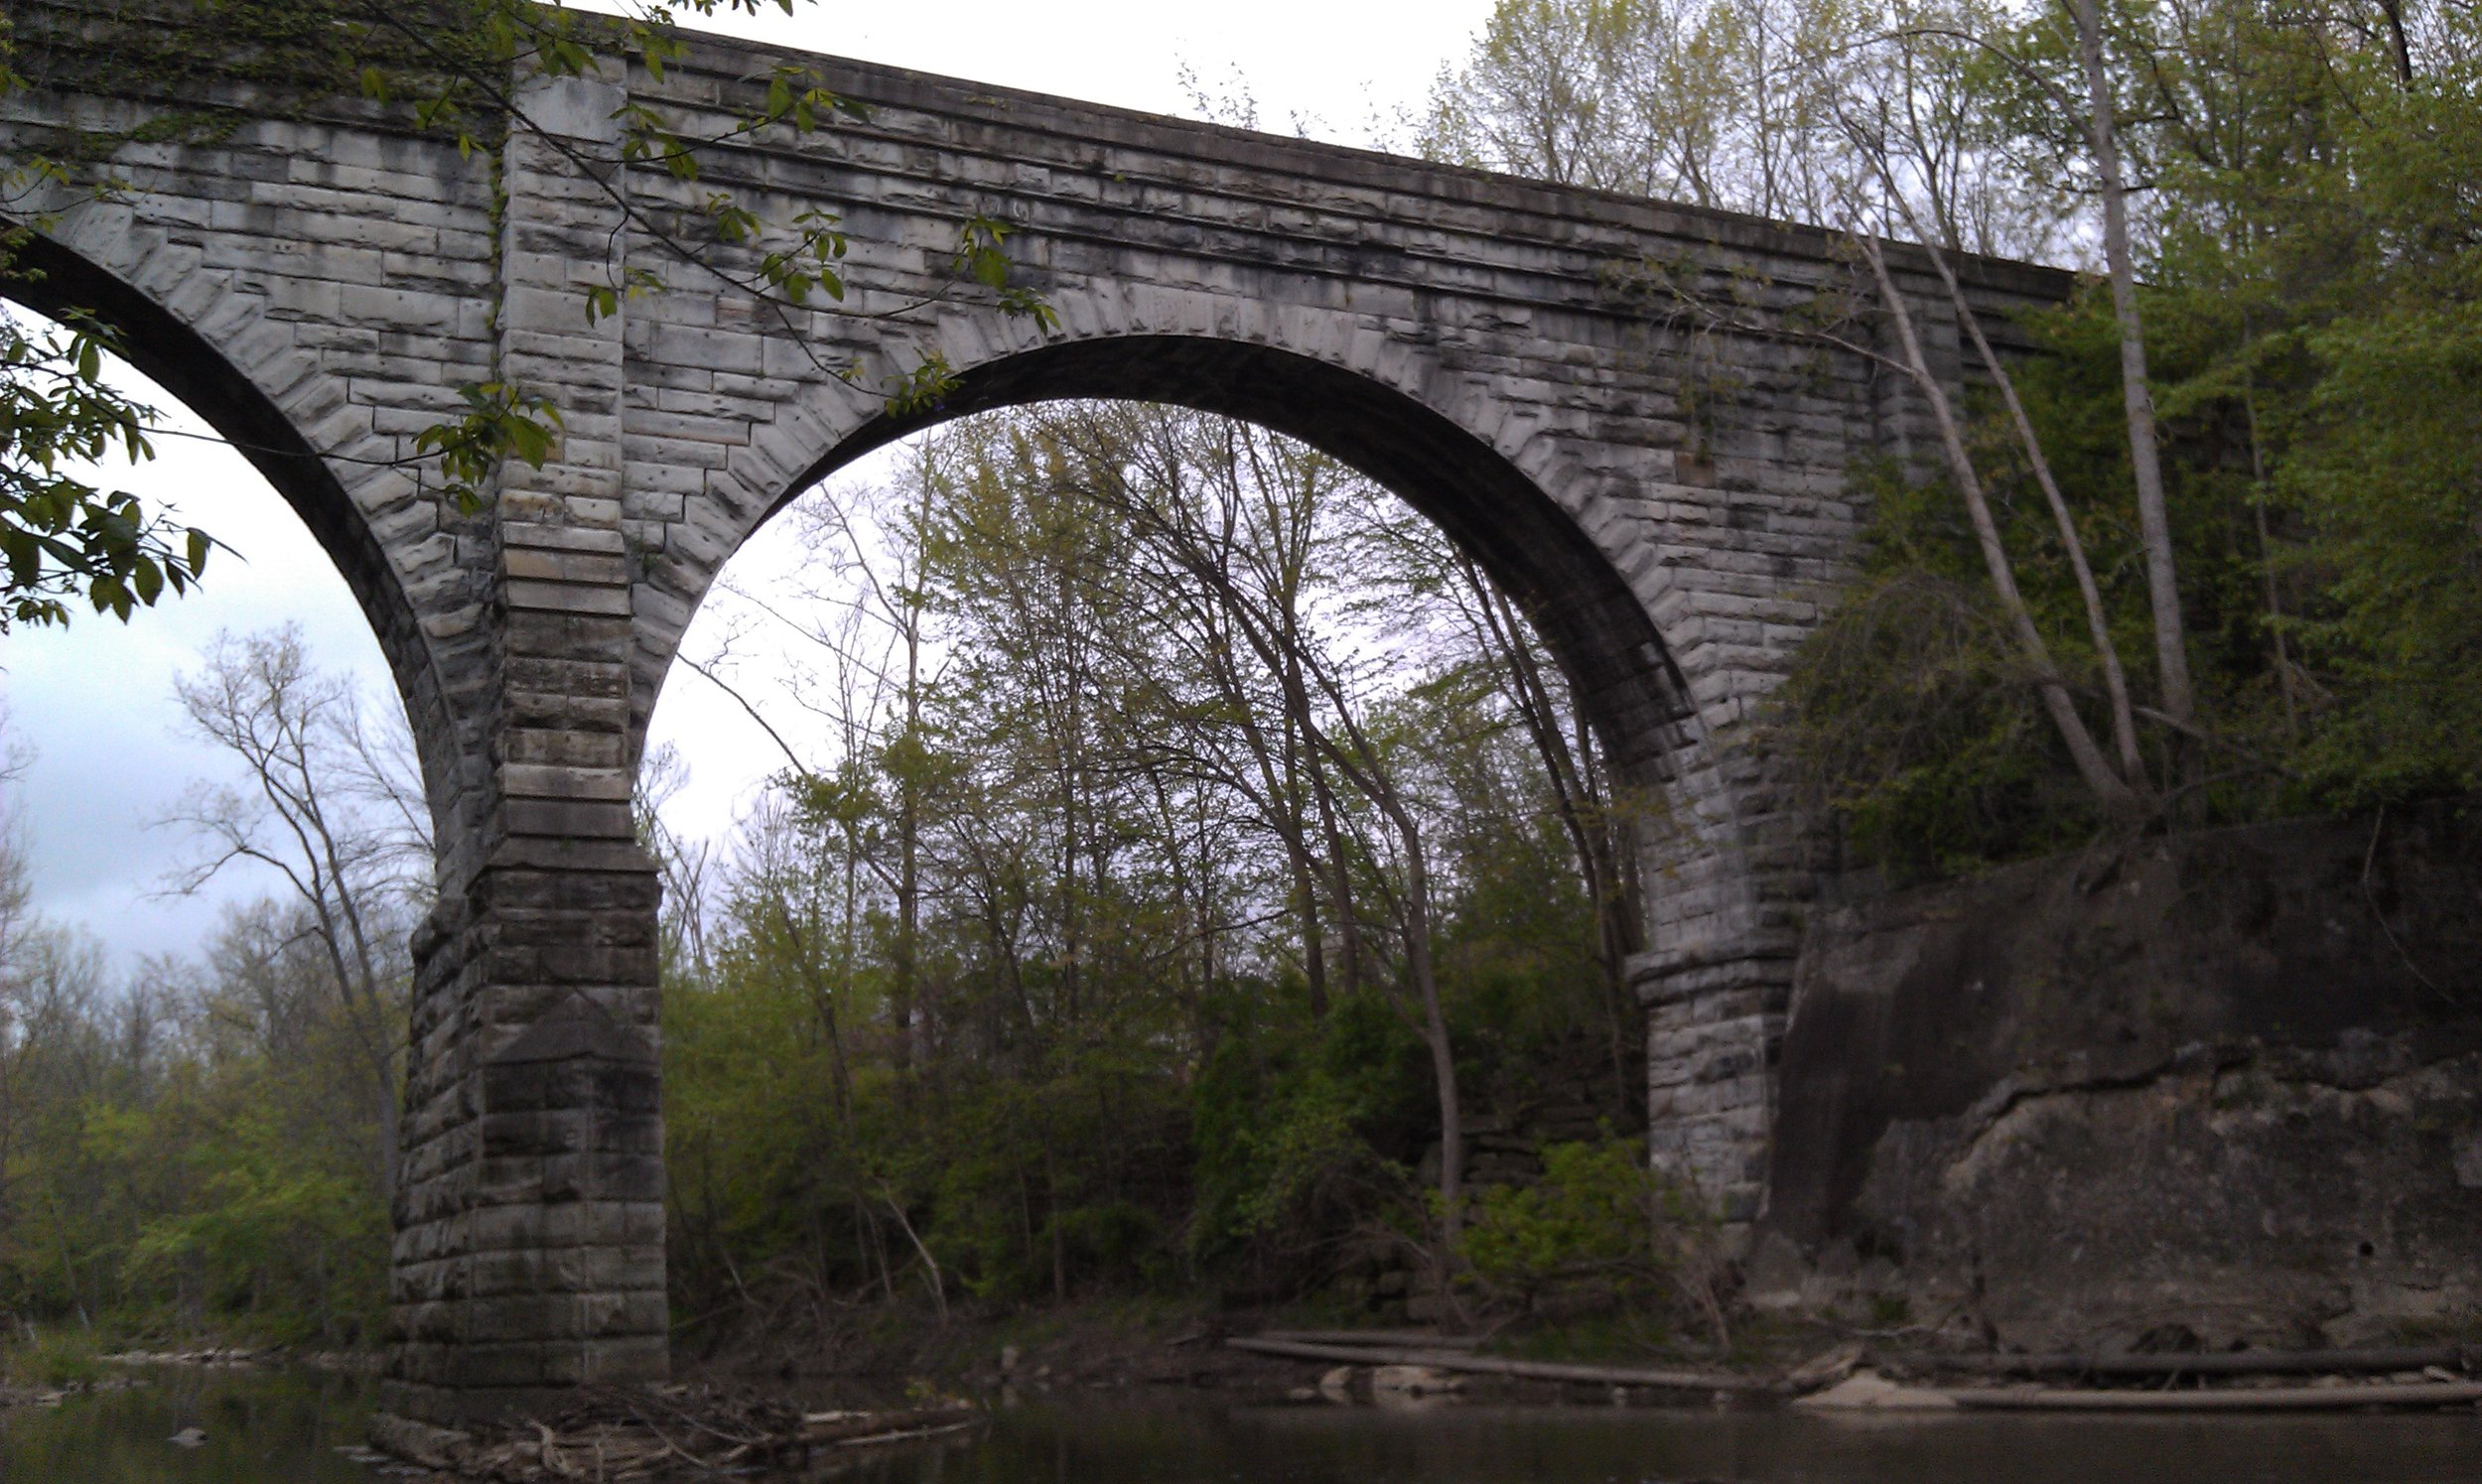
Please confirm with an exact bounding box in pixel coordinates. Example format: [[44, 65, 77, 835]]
[[3, 1, 2070, 1417]]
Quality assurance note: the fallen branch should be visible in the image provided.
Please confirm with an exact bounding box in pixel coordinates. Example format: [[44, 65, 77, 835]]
[[835, 1417, 982, 1447], [372, 1387, 982, 1482], [1225, 1336, 1762, 1392], [1256, 1329, 1484, 1351], [1896, 1344, 2477, 1378], [1953, 1380, 2482, 1413], [801, 1405, 981, 1444]]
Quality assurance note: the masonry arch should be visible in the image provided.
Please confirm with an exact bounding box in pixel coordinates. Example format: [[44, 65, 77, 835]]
[[3, 227, 472, 862], [644, 326, 1802, 1218], [640, 326, 1790, 973], [674, 335, 1703, 793]]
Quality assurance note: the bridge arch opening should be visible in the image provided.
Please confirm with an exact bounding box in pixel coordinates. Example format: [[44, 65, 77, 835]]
[[0, 280, 437, 1347], [637, 333, 1785, 1310], [1, 233, 463, 839]]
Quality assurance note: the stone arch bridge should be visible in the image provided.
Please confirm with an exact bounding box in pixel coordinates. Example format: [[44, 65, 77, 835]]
[[3, 6, 2066, 1420]]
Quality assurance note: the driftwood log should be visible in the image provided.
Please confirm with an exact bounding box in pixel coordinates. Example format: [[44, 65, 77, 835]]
[[1952, 1380, 2482, 1412], [1225, 1336, 1763, 1393], [1894, 1344, 2480, 1379], [1256, 1329, 1485, 1350], [1244, 1333, 2482, 1415]]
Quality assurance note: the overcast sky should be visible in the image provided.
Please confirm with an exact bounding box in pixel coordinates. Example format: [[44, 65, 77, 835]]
[[0, 0, 1500, 969]]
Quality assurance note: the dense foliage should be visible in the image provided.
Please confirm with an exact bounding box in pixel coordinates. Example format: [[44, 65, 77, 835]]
[[653, 403, 1661, 1334], [1796, 0, 2482, 870], [1426, 0, 2482, 874]]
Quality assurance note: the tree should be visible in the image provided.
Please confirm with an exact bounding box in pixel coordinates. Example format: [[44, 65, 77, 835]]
[[1004, 406, 1476, 1250], [1424, 0, 1866, 224], [2063, 0, 2196, 765], [163, 627, 428, 1195], [0, 304, 211, 631]]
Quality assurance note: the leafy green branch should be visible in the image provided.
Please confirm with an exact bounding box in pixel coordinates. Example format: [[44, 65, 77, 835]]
[[410, 381, 565, 513], [0, 309, 212, 628]]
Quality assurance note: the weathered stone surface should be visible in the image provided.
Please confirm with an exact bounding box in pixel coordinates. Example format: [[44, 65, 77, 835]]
[[1789, 1371, 1956, 1411], [1764, 801, 2482, 1349], [2, 0, 2074, 1413]]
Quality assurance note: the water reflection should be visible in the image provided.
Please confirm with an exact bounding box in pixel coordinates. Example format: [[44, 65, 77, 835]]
[[0, 1366, 373, 1483], [846, 1395, 2482, 1484], [4, 1372, 2478, 1483]]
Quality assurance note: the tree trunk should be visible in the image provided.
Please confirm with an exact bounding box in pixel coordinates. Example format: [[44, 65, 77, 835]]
[[1394, 815, 1461, 1248], [2071, 0, 2196, 756], [1859, 229, 2135, 807], [1881, 183, 2149, 792]]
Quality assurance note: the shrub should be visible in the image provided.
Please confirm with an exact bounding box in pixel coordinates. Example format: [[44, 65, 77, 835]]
[[1459, 1140, 1731, 1343]]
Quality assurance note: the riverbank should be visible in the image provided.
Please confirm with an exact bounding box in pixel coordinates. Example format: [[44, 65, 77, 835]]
[[4, 1322, 2469, 1484], [671, 1298, 2482, 1415], [21, 1295, 2476, 1466], [0, 1331, 132, 1414], [363, 1352, 2482, 1483], [676, 1296, 1795, 1402], [0, 1332, 381, 1417], [0, 1374, 144, 1414]]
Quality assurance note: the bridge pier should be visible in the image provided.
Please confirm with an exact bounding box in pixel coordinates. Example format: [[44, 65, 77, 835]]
[[1638, 942, 1799, 1226], [381, 70, 674, 1423], [385, 857, 669, 1423]]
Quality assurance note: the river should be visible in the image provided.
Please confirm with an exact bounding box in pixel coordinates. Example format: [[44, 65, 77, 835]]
[[5, 1369, 2478, 1482]]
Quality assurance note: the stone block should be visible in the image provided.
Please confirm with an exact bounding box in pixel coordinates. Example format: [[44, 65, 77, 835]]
[[502, 547, 632, 586], [503, 521, 630, 555], [502, 579, 635, 618], [580, 1335, 670, 1383], [501, 797, 637, 841], [499, 764, 633, 802]]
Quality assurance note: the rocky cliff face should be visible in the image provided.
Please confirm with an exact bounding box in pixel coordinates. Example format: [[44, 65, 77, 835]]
[[1754, 802, 2482, 1350]]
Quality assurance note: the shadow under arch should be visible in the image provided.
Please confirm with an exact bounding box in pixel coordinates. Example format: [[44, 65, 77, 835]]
[[3, 233, 452, 802], [766, 335, 1702, 788]]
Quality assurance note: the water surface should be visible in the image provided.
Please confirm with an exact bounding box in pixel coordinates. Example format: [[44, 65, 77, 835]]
[[7, 1369, 2478, 1483], [853, 1395, 2482, 1484], [0, 1366, 373, 1482]]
